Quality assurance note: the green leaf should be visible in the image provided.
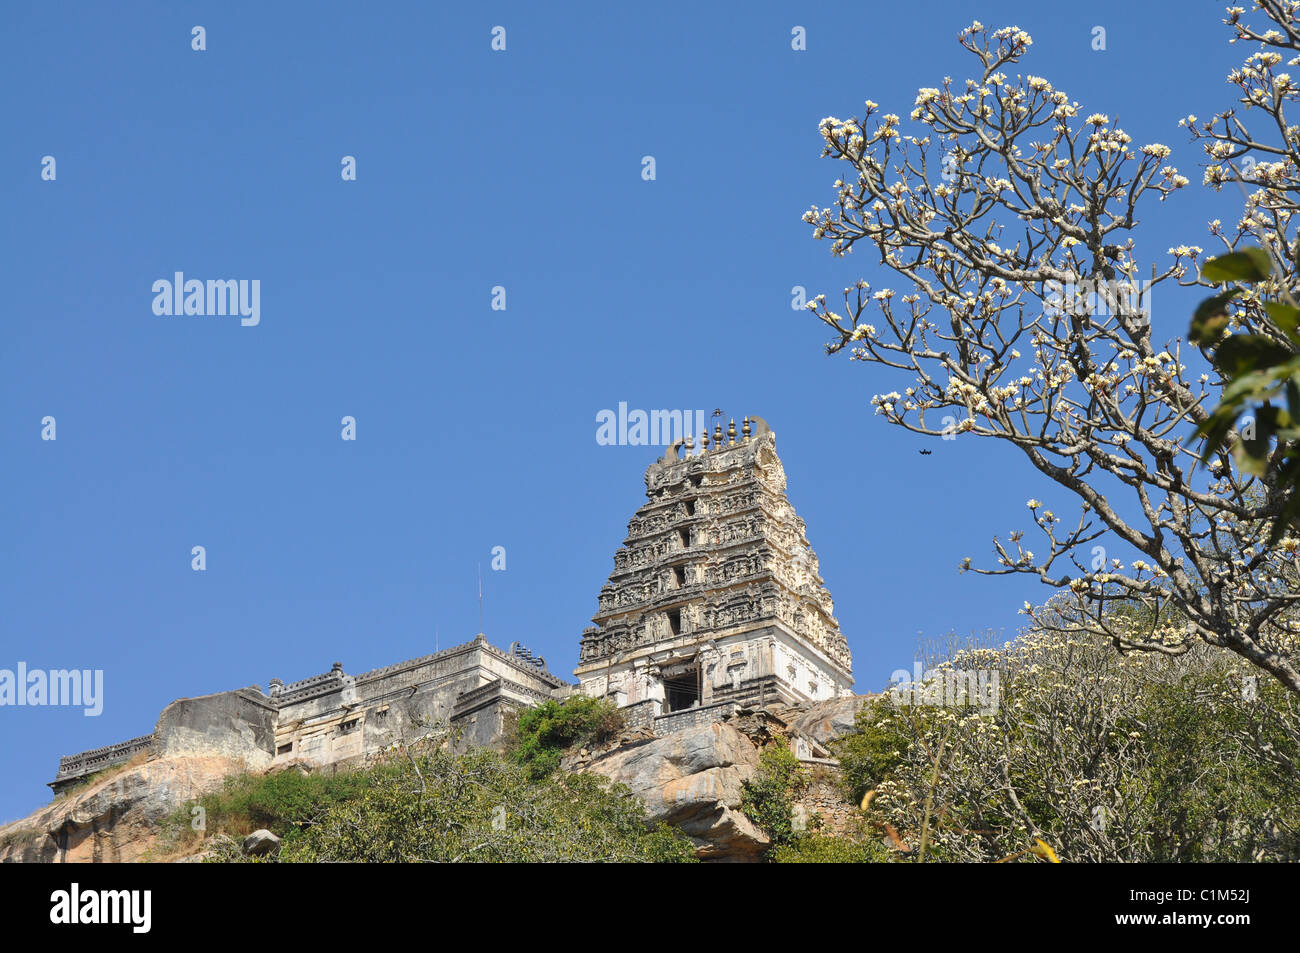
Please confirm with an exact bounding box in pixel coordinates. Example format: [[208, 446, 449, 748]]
[[1257, 403, 1283, 427], [1236, 404, 1277, 473], [1217, 368, 1276, 406], [1263, 301, 1300, 344], [1196, 412, 1240, 464], [1234, 445, 1268, 476], [1276, 453, 1300, 482], [1189, 290, 1241, 345], [1201, 247, 1274, 283], [1213, 334, 1294, 378]]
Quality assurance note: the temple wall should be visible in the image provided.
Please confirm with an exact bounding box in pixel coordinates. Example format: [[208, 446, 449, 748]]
[[153, 688, 278, 768], [50, 636, 566, 790]]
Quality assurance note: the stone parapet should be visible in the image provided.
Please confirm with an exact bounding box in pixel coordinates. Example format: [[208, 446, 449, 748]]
[[49, 734, 156, 792], [654, 701, 739, 735]]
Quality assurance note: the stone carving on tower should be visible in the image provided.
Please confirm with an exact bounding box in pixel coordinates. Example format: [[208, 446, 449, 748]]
[[574, 415, 854, 727]]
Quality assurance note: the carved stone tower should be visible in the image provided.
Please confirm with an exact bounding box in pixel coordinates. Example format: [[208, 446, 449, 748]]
[[574, 415, 853, 729]]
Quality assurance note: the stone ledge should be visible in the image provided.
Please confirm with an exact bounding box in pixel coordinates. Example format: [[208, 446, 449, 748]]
[[50, 734, 157, 790]]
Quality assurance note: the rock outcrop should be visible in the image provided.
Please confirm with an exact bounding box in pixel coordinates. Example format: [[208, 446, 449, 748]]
[[572, 695, 877, 861], [0, 755, 245, 863], [3, 694, 879, 863], [242, 829, 281, 857], [786, 695, 873, 746], [576, 721, 768, 860]]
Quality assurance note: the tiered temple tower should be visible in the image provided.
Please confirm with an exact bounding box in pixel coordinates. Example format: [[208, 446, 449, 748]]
[[574, 415, 853, 728]]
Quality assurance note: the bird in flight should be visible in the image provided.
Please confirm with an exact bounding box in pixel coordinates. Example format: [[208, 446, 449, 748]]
[[919, 449, 932, 456]]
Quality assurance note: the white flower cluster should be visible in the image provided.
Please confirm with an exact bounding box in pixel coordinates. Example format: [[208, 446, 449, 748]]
[[991, 25, 1033, 48], [1161, 166, 1190, 190], [1252, 160, 1292, 182], [871, 391, 904, 415], [1088, 126, 1132, 154]]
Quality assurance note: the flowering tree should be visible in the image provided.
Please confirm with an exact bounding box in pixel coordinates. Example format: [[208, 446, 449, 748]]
[[802, 9, 1300, 696], [1185, 5, 1300, 538], [837, 616, 1300, 862]]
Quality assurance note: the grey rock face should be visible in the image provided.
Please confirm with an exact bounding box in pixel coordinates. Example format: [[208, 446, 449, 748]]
[[0, 755, 247, 863], [580, 721, 769, 861], [242, 829, 281, 857], [787, 695, 876, 746], [154, 688, 277, 766]]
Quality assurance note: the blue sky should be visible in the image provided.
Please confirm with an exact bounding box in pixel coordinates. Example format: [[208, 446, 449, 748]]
[[0, 1, 1249, 821]]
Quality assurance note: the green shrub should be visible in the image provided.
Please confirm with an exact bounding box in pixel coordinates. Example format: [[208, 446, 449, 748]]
[[278, 742, 694, 863], [154, 761, 401, 858], [509, 695, 623, 779], [831, 624, 1300, 862], [740, 745, 808, 849], [832, 699, 911, 805], [162, 733, 696, 863], [769, 832, 888, 863]]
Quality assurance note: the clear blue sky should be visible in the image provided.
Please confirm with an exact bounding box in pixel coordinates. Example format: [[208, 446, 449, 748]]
[[0, 1, 1247, 821]]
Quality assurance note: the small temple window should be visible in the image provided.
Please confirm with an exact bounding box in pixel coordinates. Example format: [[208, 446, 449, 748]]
[[673, 565, 687, 588], [277, 742, 293, 755], [677, 527, 690, 549], [664, 667, 701, 712], [666, 608, 682, 636]]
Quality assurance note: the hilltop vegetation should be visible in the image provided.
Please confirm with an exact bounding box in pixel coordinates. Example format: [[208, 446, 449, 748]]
[[507, 695, 624, 780], [143, 631, 1300, 864], [832, 613, 1300, 863], [157, 711, 692, 863]]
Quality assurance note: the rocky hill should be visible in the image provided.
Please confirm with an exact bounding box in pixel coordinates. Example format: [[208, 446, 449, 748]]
[[0, 755, 249, 862], [0, 695, 870, 863]]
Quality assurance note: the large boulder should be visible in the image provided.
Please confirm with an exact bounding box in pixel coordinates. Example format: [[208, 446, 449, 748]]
[[242, 829, 281, 857], [787, 694, 876, 747], [153, 688, 277, 768], [0, 755, 242, 863], [579, 722, 769, 861]]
